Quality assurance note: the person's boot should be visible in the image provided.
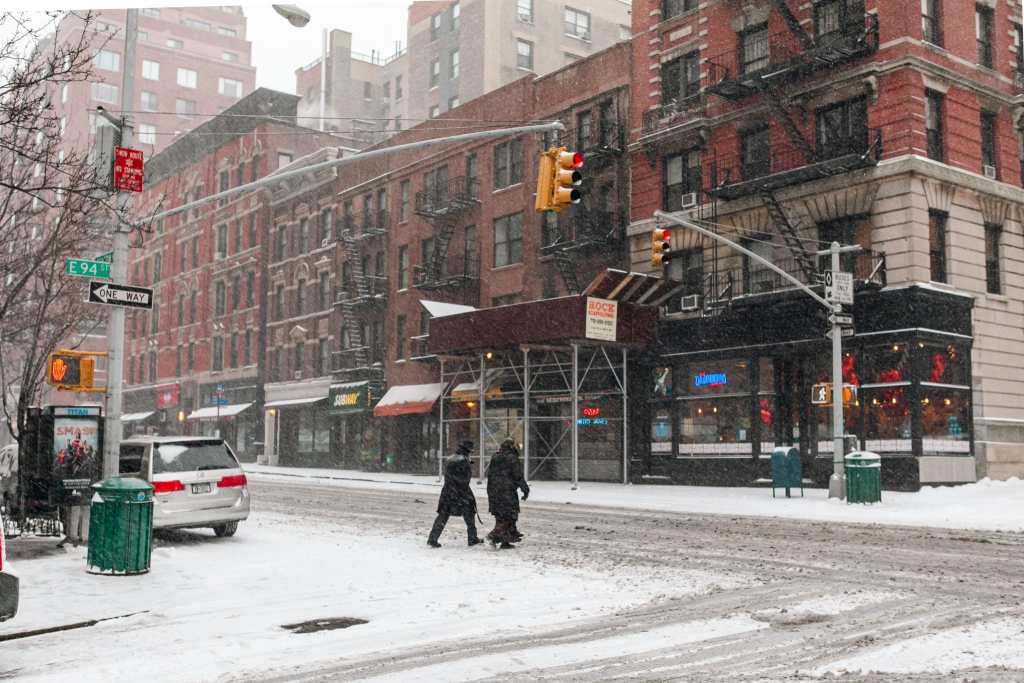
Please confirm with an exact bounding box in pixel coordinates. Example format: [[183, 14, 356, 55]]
[[499, 541, 515, 549], [427, 539, 441, 548], [468, 538, 484, 546]]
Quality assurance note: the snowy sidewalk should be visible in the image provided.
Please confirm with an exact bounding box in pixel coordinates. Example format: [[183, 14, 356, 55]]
[[244, 463, 1024, 533]]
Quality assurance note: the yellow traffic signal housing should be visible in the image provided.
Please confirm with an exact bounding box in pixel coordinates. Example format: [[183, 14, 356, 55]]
[[47, 350, 103, 392], [535, 147, 583, 212], [650, 227, 672, 267], [534, 151, 555, 212]]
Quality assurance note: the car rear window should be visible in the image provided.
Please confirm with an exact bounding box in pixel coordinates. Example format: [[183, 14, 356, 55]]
[[119, 445, 145, 476], [152, 441, 238, 474]]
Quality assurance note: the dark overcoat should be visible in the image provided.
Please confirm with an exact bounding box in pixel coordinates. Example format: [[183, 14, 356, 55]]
[[486, 447, 529, 520], [436, 452, 476, 516]]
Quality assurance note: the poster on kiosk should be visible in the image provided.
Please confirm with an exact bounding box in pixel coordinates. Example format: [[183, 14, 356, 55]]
[[49, 406, 103, 505]]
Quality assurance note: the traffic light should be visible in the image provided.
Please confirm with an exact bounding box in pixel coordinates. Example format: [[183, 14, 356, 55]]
[[534, 147, 583, 212], [650, 227, 672, 267], [47, 351, 98, 392]]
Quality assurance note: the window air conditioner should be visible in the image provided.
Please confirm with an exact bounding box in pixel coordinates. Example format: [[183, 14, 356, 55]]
[[680, 294, 702, 311], [983, 165, 997, 180], [321, 238, 331, 248], [294, 371, 303, 380], [680, 192, 698, 209]]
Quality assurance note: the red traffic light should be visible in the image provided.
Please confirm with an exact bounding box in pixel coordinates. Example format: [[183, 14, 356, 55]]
[[571, 152, 584, 168], [658, 229, 672, 241]]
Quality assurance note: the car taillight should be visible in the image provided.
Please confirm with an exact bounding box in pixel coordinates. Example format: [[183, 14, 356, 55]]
[[217, 474, 247, 488], [153, 480, 185, 494]]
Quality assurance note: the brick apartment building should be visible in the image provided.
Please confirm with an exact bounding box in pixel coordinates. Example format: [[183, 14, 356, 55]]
[[55, 6, 255, 156], [261, 42, 632, 470], [121, 89, 340, 458], [627, 0, 1024, 487], [293, 0, 630, 147]]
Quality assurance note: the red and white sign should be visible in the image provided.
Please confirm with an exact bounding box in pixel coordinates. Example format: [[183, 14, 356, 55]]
[[585, 297, 618, 342], [113, 146, 144, 192], [155, 383, 180, 409]]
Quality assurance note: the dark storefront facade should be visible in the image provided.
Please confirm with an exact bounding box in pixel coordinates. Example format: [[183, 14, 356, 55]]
[[190, 379, 259, 461], [328, 381, 381, 470], [640, 285, 975, 490]]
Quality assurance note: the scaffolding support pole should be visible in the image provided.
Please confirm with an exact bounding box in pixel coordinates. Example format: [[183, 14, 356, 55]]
[[523, 347, 530, 484], [437, 358, 445, 483], [477, 352, 486, 484], [571, 343, 579, 490], [622, 347, 629, 485]]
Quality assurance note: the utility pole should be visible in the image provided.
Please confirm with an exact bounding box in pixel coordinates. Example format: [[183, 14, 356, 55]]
[[102, 8, 138, 479], [653, 211, 858, 499]]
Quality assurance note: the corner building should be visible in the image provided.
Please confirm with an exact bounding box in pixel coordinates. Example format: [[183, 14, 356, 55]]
[[628, 0, 1024, 488]]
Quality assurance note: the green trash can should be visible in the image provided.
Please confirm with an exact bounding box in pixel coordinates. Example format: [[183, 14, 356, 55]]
[[845, 451, 882, 504], [86, 477, 154, 575]]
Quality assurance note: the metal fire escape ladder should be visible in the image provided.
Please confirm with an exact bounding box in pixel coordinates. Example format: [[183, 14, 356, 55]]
[[760, 190, 818, 283], [764, 86, 816, 163], [552, 244, 583, 295], [338, 228, 370, 370], [424, 214, 459, 284], [771, 0, 816, 51]]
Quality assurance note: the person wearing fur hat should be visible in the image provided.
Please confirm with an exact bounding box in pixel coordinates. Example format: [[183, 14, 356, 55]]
[[427, 440, 483, 548], [485, 437, 529, 549]]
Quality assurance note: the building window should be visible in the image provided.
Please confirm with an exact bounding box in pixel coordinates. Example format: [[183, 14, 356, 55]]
[[248, 213, 258, 249], [218, 77, 242, 98], [277, 152, 292, 169], [980, 111, 997, 176], [177, 296, 184, 326], [318, 271, 330, 309], [493, 138, 523, 189], [229, 333, 238, 368], [976, 5, 994, 68], [397, 245, 409, 289], [271, 348, 281, 381], [149, 351, 157, 382], [231, 274, 241, 310], [451, 1, 460, 30], [234, 219, 243, 253], [141, 8, 160, 18], [183, 17, 211, 31], [190, 291, 197, 323], [465, 153, 478, 197], [296, 278, 306, 315], [177, 67, 198, 88], [166, 38, 183, 49], [431, 12, 442, 40], [517, 39, 534, 70], [175, 98, 197, 118], [319, 209, 332, 245], [217, 26, 236, 37], [925, 89, 944, 162], [429, 105, 440, 119], [450, 49, 460, 79], [246, 271, 255, 307], [212, 337, 223, 371], [188, 342, 195, 372], [430, 58, 440, 87], [138, 124, 156, 145], [741, 126, 770, 179], [222, 51, 238, 62], [664, 0, 698, 21], [564, 7, 591, 41], [815, 96, 868, 159], [214, 281, 226, 316], [399, 180, 410, 222], [929, 210, 947, 283], [396, 315, 406, 360], [985, 223, 1002, 294], [517, 0, 533, 22], [299, 218, 309, 254], [395, 75, 403, 99], [662, 51, 700, 106], [493, 213, 524, 267], [275, 284, 285, 320], [577, 110, 592, 149], [274, 228, 285, 261], [244, 330, 252, 366], [216, 223, 228, 257], [922, 0, 942, 45], [448, 96, 460, 110], [140, 91, 158, 111], [95, 49, 120, 71], [664, 150, 702, 211], [363, 81, 372, 100], [383, 81, 390, 99], [175, 347, 181, 377], [154, 253, 162, 281], [740, 24, 770, 74], [91, 82, 118, 104], [150, 302, 159, 334]]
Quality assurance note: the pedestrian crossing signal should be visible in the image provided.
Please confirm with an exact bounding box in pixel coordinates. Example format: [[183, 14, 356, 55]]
[[47, 350, 101, 392]]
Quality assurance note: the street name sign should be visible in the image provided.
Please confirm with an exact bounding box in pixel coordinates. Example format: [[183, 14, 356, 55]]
[[829, 312, 854, 327], [66, 258, 110, 280], [96, 251, 113, 263], [824, 270, 854, 305], [87, 281, 153, 309], [113, 147, 144, 192]]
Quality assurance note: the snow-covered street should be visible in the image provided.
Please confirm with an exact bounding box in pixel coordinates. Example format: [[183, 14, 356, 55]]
[[2, 473, 1023, 681]]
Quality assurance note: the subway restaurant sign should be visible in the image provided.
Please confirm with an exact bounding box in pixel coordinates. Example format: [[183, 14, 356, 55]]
[[328, 382, 369, 415]]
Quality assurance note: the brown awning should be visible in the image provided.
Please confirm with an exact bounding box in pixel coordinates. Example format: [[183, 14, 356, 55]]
[[583, 269, 684, 306]]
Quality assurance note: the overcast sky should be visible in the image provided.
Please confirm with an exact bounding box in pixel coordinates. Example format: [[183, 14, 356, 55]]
[[8, 1, 413, 94]]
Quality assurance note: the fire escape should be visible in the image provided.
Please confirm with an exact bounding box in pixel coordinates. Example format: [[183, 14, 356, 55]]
[[701, 0, 881, 297], [334, 209, 388, 391], [541, 118, 627, 294], [413, 176, 481, 304]]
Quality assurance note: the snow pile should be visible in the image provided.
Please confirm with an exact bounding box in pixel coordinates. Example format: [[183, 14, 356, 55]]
[[0, 512, 742, 683], [245, 465, 1024, 533], [820, 616, 1024, 675]]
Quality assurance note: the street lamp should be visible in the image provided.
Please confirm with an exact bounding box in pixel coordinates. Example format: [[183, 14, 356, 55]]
[[272, 4, 326, 132]]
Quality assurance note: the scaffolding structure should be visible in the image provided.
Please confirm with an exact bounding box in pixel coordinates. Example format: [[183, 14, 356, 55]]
[[437, 343, 629, 488]]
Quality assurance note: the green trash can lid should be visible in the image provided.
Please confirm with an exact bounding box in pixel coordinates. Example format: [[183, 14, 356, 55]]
[[845, 450, 881, 462], [92, 477, 154, 493]]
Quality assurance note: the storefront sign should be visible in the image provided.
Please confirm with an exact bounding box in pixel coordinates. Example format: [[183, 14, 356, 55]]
[[585, 297, 617, 342], [577, 405, 608, 426], [155, 383, 180, 409], [329, 383, 368, 415], [693, 371, 728, 388]]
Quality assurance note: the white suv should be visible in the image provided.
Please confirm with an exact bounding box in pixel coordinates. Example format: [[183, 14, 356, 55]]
[[0, 505, 17, 622], [119, 436, 250, 536]]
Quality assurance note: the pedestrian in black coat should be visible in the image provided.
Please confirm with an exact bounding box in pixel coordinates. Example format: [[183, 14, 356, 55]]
[[427, 440, 483, 548], [486, 438, 529, 548]]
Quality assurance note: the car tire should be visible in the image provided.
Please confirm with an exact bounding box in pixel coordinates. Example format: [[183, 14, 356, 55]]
[[213, 521, 238, 538]]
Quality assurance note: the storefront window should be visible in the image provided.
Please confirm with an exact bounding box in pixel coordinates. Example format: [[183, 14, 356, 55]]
[[653, 366, 673, 398], [677, 397, 752, 455], [915, 341, 967, 387], [862, 386, 911, 451], [863, 343, 911, 386], [651, 407, 672, 454], [297, 409, 331, 453], [921, 388, 970, 453], [679, 358, 752, 396]]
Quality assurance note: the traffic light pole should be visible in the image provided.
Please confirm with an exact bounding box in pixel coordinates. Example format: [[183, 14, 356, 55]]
[[102, 8, 138, 480], [652, 211, 858, 499]]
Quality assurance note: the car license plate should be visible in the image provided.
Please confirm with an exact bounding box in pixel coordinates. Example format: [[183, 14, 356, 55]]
[[191, 483, 211, 494]]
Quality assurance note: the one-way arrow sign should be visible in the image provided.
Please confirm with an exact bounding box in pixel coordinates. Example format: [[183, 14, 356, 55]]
[[87, 281, 153, 309]]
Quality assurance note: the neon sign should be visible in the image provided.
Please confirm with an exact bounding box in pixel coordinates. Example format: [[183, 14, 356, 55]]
[[693, 372, 728, 388], [581, 407, 600, 418]]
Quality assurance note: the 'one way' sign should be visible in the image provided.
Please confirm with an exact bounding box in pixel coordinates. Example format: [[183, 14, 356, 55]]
[[87, 281, 153, 309]]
